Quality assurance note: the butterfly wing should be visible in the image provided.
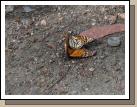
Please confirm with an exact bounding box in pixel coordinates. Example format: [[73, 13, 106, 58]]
[[69, 48, 96, 58], [69, 35, 94, 49], [76, 35, 94, 44], [64, 33, 96, 58], [69, 48, 84, 57]]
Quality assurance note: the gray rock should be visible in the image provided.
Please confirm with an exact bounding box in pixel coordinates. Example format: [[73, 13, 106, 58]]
[[23, 6, 32, 12], [107, 37, 121, 47], [5, 5, 14, 12]]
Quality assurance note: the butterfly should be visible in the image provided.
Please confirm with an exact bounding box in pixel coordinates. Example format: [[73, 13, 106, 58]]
[[64, 33, 96, 58], [69, 35, 94, 49]]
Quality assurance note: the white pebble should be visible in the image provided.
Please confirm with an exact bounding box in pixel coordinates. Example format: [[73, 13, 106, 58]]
[[89, 67, 95, 72], [91, 19, 96, 26], [40, 19, 47, 26]]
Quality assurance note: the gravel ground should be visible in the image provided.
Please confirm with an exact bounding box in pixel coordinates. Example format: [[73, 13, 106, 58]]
[[5, 5, 125, 95]]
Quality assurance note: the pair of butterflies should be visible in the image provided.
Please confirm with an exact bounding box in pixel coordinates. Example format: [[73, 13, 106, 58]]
[[64, 33, 96, 58]]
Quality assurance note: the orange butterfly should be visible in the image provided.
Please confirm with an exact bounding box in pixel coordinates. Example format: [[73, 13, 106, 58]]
[[64, 33, 96, 58]]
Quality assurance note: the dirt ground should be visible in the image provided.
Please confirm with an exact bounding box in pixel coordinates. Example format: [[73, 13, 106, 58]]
[[5, 5, 125, 95]]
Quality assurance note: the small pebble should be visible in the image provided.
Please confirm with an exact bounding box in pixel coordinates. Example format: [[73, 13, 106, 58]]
[[21, 18, 30, 26], [12, 39, 16, 42], [56, 53, 59, 57], [68, 65, 71, 67], [35, 22, 39, 27], [107, 37, 121, 47], [58, 39, 63, 44], [80, 63, 83, 66], [23, 6, 32, 12], [118, 13, 125, 19], [89, 67, 95, 72], [30, 32, 34, 36], [40, 19, 47, 26], [100, 55, 105, 59], [72, 60, 75, 63], [58, 17, 63, 21], [104, 16, 108, 20], [91, 19, 96, 26], [16, 22, 21, 30], [49, 59, 53, 63], [68, 30, 73, 35], [34, 57, 38, 62], [51, 54, 56, 59], [85, 88, 89, 91], [93, 62, 96, 65]]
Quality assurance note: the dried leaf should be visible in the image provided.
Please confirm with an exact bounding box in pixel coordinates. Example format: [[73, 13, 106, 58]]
[[79, 24, 125, 40]]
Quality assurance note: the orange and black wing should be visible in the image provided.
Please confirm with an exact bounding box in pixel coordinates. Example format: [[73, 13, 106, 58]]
[[68, 47, 94, 58], [64, 34, 96, 58]]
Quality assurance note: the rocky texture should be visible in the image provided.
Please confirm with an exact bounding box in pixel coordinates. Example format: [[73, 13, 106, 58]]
[[5, 5, 125, 95]]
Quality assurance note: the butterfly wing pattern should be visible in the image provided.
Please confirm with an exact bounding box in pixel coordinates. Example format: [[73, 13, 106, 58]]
[[68, 35, 94, 49], [68, 48, 96, 58], [64, 34, 96, 58]]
